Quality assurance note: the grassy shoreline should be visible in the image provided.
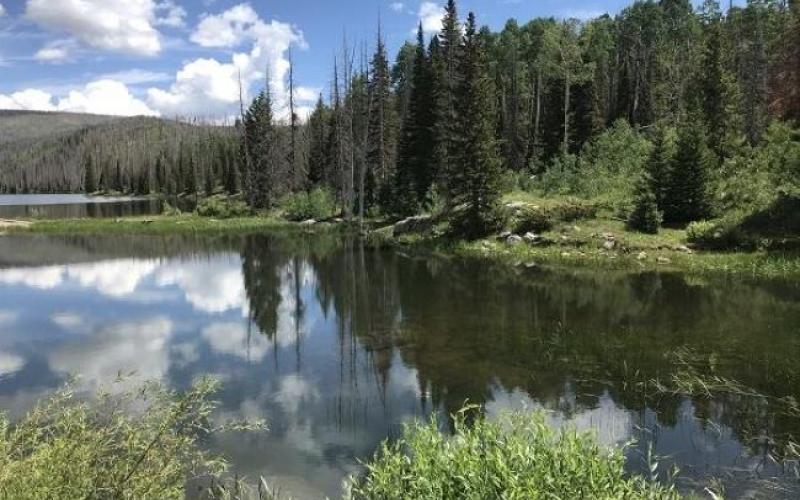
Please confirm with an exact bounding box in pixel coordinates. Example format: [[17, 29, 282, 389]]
[[5, 213, 800, 280]]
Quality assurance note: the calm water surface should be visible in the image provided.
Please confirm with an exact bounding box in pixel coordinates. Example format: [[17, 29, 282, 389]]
[[0, 194, 193, 218], [0, 232, 798, 499]]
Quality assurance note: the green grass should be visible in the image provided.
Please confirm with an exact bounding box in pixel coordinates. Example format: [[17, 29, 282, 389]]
[[348, 408, 681, 500], [7, 214, 294, 235]]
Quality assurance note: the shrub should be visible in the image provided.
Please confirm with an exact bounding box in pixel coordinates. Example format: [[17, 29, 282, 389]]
[[0, 379, 264, 500], [511, 205, 553, 233], [195, 195, 250, 218], [280, 188, 336, 221], [509, 198, 599, 234], [686, 217, 749, 250], [348, 409, 680, 500]]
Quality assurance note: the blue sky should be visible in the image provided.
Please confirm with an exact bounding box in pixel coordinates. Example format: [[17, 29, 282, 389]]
[[0, 0, 709, 120]]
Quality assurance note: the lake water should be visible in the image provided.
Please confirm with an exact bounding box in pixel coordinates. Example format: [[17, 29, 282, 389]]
[[0, 231, 798, 499], [0, 194, 194, 219]]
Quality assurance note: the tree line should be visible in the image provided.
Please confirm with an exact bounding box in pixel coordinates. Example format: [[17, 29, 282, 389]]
[[2, 0, 799, 236]]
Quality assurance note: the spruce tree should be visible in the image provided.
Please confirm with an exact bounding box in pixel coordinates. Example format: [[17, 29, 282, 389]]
[[242, 89, 276, 209], [366, 34, 396, 212], [645, 125, 675, 211], [433, 0, 464, 205], [185, 156, 197, 195], [450, 12, 503, 238], [307, 95, 330, 188], [393, 24, 435, 216], [663, 116, 713, 224], [627, 173, 663, 233], [84, 155, 97, 194]]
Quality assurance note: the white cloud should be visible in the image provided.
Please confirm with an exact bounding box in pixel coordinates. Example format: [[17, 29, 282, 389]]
[[0, 80, 159, 116], [418, 1, 444, 35], [34, 39, 76, 63], [0, 265, 63, 288], [51, 312, 85, 331], [0, 3, 6, 16], [99, 69, 171, 85], [201, 321, 270, 361], [149, 3, 306, 119], [190, 3, 260, 48], [155, 257, 246, 313], [26, 0, 163, 56], [0, 352, 24, 377], [155, 0, 186, 28], [48, 317, 173, 386], [390, 2, 404, 13], [66, 259, 158, 296]]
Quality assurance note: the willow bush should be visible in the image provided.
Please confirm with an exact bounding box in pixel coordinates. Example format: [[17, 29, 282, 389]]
[[348, 409, 681, 500], [0, 378, 264, 500]]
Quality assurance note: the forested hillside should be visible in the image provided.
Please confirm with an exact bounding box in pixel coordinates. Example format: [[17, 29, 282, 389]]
[[2, 0, 799, 241], [0, 111, 239, 194]]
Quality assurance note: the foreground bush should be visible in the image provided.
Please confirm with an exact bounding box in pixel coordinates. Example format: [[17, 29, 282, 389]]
[[348, 410, 680, 500], [0, 379, 262, 500], [196, 195, 250, 218], [280, 188, 336, 221]]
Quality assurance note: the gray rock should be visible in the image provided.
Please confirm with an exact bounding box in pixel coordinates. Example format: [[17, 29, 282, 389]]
[[523, 232, 542, 244], [300, 219, 317, 226], [637, 251, 648, 261], [506, 234, 523, 245], [657, 256, 671, 264], [393, 215, 434, 236], [603, 240, 616, 251]]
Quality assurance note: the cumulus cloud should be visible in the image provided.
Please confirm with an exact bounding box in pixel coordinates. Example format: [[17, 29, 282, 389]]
[[34, 39, 77, 63], [0, 352, 25, 377], [202, 321, 270, 361], [154, 256, 246, 313], [26, 0, 163, 56], [155, 0, 186, 28], [48, 317, 173, 386], [149, 3, 306, 119], [0, 80, 158, 116], [418, 1, 444, 35]]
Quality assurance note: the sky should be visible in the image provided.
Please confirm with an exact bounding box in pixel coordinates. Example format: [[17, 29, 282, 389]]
[[0, 0, 695, 121]]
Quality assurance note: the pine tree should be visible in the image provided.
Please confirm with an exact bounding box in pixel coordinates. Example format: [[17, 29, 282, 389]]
[[84, 155, 97, 194], [204, 167, 214, 197], [366, 34, 397, 213], [185, 156, 198, 195], [663, 116, 713, 224], [434, 0, 464, 204], [307, 95, 330, 188], [393, 24, 435, 215], [645, 125, 675, 211], [450, 12, 503, 238], [243, 88, 276, 209], [627, 173, 663, 233]]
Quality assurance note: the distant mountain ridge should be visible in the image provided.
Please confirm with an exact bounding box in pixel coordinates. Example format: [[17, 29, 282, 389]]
[[0, 110, 238, 194], [0, 110, 121, 145]]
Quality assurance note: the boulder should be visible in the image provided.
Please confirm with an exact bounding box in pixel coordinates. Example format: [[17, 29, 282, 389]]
[[300, 219, 317, 226], [393, 215, 434, 236], [657, 256, 672, 264], [637, 251, 648, 261], [603, 240, 616, 251], [506, 234, 523, 245], [523, 232, 543, 244]]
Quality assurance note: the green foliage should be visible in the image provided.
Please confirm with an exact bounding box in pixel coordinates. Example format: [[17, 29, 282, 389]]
[[509, 198, 599, 234], [539, 120, 652, 207], [663, 117, 713, 225], [760, 122, 800, 197], [627, 175, 663, 234], [195, 195, 250, 219], [348, 409, 680, 500], [0, 378, 244, 500], [279, 188, 336, 221]]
